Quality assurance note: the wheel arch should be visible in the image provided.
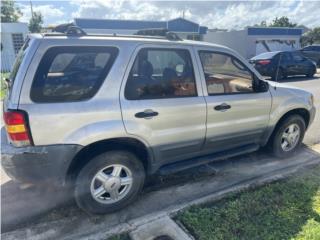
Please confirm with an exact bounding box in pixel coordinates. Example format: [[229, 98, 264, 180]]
[[65, 137, 153, 184], [265, 108, 310, 146]]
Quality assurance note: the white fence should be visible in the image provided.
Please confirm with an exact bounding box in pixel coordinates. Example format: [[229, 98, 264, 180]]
[[1, 51, 16, 72]]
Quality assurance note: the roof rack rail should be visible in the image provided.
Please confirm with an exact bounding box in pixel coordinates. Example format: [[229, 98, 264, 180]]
[[50, 23, 86, 36], [135, 28, 182, 41], [66, 26, 87, 36], [45, 24, 182, 41]]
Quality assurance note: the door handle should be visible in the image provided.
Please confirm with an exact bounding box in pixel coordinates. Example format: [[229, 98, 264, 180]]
[[135, 109, 159, 119], [214, 103, 231, 111]]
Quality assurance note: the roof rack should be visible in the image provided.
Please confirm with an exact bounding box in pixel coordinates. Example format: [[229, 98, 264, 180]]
[[135, 28, 182, 41], [45, 24, 182, 41]]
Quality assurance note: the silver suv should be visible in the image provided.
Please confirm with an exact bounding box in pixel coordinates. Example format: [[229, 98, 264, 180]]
[[2, 29, 315, 214]]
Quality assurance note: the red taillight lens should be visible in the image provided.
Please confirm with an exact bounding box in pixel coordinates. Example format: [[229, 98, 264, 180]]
[[258, 60, 271, 65], [4, 111, 32, 147]]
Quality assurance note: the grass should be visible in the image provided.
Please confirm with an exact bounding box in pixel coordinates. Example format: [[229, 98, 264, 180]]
[[1, 72, 10, 100], [177, 165, 320, 240], [107, 234, 130, 240]]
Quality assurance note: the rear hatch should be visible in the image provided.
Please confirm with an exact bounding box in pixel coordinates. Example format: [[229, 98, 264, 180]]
[[3, 34, 41, 147], [3, 34, 41, 110]]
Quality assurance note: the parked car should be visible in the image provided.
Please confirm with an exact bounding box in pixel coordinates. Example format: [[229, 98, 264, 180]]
[[249, 51, 317, 80], [2, 29, 315, 215], [300, 45, 320, 66]]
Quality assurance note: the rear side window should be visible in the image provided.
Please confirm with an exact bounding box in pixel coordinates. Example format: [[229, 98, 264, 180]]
[[125, 48, 197, 100], [30, 46, 118, 103]]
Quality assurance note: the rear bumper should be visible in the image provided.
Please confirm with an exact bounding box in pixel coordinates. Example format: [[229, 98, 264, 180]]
[[1, 128, 82, 186]]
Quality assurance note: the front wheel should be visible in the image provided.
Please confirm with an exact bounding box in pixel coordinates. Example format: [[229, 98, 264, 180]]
[[270, 115, 306, 158], [306, 69, 315, 78], [74, 151, 145, 214]]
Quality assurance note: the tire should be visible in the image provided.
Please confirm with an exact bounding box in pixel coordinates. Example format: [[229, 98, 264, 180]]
[[269, 115, 306, 158], [306, 69, 315, 78], [75, 151, 145, 215]]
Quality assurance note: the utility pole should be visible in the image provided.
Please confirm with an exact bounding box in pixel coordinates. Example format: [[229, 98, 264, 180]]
[[30, 0, 34, 18], [182, 10, 185, 19]]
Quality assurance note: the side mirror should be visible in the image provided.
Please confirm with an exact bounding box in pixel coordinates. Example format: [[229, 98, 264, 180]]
[[253, 75, 269, 92], [258, 80, 269, 92]]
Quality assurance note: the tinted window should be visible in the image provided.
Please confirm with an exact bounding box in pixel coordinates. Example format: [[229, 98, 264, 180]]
[[31, 46, 118, 103], [291, 52, 304, 62], [125, 48, 197, 100], [199, 51, 253, 95], [280, 53, 291, 63]]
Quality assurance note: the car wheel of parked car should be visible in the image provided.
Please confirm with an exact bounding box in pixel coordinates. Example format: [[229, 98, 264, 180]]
[[74, 151, 145, 214], [306, 70, 315, 78], [270, 115, 306, 158]]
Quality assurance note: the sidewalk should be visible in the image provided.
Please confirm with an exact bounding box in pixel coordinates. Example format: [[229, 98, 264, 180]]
[[2, 145, 320, 240]]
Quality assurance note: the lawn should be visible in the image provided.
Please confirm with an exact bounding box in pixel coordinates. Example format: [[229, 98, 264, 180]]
[[177, 165, 320, 240]]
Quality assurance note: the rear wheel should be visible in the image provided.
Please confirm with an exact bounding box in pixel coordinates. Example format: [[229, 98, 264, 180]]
[[270, 115, 306, 158], [74, 151, 145, 214]]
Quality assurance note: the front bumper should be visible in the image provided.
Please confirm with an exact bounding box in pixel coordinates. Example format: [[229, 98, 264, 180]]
[[1, 128, 82, 186]]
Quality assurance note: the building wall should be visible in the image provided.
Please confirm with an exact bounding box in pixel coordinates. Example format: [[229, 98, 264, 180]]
[[204, 30, 248, 57], [204, 28, 302, 59], [1, 23, 28, 72]]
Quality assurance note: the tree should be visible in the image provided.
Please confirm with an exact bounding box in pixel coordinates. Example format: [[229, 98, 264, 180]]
[[28, 12, 43, 33], [1, 0, 22, 22], [254, 20, 267, 27], [269, 16, 297, 28], [301, 27, 320, 46]]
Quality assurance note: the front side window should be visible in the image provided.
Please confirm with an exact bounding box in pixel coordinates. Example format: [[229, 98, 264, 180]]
[[31, 46, 118, 103], [199, 51, 254, 95], [125, 48, 197, 100]]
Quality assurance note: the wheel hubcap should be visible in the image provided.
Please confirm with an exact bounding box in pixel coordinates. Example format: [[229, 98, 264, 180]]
[[90, 164, 133, 204], [281, 123, 300, 152]]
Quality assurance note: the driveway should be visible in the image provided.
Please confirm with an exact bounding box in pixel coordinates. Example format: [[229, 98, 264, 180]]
[[1, 72, 320, 239]]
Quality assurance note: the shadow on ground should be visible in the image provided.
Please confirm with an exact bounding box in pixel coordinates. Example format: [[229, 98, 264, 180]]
[[0, 150, 259, 233]]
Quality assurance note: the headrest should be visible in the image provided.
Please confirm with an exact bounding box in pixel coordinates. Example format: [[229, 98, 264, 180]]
[[139, 60, 154, 78]]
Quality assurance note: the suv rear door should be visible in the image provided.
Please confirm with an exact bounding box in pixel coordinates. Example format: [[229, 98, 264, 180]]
[[195, 48, 272, 152], [120, 44, 206, 166]]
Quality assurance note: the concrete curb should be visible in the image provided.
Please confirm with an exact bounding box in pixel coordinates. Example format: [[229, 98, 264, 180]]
[[129, 215, 194, 240]]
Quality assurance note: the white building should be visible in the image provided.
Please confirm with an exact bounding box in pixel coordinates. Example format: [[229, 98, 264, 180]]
[[1, 22, 28, 72], [204, 27, 303, 59]]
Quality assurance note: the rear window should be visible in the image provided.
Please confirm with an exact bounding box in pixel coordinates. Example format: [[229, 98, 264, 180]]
[[251, 52, 279, 60], [30, 46, 118, 103]]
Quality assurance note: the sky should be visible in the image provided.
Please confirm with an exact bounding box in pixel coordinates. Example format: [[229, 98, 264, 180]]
[[16, 0, 320, 30]]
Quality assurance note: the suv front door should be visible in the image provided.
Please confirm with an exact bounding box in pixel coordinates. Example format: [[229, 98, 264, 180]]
[[120, 45, 206, 167], [196, 49, 272, 153]]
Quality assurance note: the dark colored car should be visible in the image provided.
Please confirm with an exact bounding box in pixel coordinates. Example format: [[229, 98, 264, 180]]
[[250, 51, 317, 80], [300, 45, 320, 66]]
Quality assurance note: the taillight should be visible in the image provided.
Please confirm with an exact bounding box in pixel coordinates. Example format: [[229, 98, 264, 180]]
[[257, 60, 271, 65], [4, 111, 32, 147]]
